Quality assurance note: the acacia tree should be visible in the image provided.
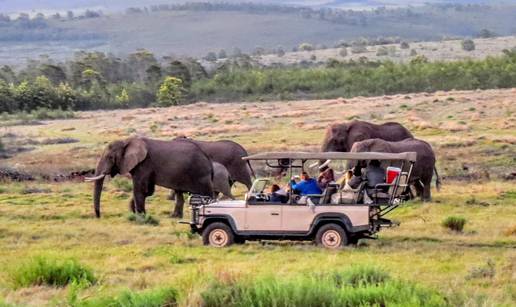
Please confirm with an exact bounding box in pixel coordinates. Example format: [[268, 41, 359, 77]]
[[157, 77, 183, 107]]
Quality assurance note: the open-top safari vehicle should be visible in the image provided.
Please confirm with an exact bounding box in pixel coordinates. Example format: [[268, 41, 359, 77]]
[[183, 151, 417, 249]]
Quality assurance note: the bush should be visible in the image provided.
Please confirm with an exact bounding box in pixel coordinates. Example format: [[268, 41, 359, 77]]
[[10, 255, 96, 288], [461, 39, 475, 51], [442, 216, 467, 232], [400, 41, 410, 49], [75, 287, 179, 307], [339, 48, 348, 57], [332, 265, 390, 287], [127, 213, 160, 226], [376, 46, 389, 56], [201, 266, 447, 307]]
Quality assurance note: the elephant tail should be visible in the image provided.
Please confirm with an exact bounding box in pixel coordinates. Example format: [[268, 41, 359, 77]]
[[247, 160, 256, 179], [434, 166, 441, 192]]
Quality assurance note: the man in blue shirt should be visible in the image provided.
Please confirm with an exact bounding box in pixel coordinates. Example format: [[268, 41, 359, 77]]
[[290, 172, 322, 195]]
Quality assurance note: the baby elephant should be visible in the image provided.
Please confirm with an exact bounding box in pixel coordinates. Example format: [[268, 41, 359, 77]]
[[350, 138, 440, 201], [212, 162, 234, 200]]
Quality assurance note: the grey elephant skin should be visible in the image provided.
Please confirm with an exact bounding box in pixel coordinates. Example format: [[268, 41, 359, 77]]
[[170, 137, 254, 217], [350, 138, 440, 201], [322, 120, 413, 152], [212, 161, 234, 200], [87, 137, 214, 218]]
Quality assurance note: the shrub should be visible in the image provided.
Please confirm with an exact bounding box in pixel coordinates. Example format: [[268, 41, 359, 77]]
[[75, 287, 179, 307], [332, 265, 390, 287], [339, 48, 348, 57], [466, 259, 496, 280], [157, 77, 184, 107], [461, 39, 475, 51], [442, 216, 467, 232], [400, 41, 410, 49], [127, 213, 160, 226], [201, 267, 447, 307], [376, 46, 389, 56], [10, 255, 96, 288]]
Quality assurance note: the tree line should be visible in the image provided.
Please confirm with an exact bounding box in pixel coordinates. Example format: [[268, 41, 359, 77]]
[[1, 49, 516, 114]]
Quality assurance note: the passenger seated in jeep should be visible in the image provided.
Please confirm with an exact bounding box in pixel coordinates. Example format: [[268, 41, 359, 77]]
[[348, 160, 387, 198], [317, 166, 335, 189], [270, 184, 288, 203], [290, 172, 322, 195]]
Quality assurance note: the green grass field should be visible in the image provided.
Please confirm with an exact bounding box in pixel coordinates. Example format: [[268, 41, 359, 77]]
[[0, 88, 515, 306]]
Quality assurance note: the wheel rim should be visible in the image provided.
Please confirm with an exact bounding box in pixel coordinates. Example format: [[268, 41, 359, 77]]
[[322, 230, 342, 248], [209, 229, 228, 247]]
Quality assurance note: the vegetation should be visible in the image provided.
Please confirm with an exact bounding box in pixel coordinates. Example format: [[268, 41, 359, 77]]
[[127, 213, 160, 226], [462, 39, 476, 52], [3, 49, 516, 112], [442, 216, 467, 232], [191, 50, 516, 101], [10, 255, 96, 288], [75, 287, 178, 307], [201, 267, 447, 307]]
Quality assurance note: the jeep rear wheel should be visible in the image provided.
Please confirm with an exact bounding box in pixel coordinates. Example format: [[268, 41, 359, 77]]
[[315, 223, 347, 249], [202, 222, 234, 247]]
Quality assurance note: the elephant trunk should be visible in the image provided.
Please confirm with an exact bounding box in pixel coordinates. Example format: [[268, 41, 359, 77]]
[[93, 176, 105, 218]]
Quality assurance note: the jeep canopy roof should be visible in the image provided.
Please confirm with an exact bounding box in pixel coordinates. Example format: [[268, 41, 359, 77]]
[[243, 151, 417, 162]]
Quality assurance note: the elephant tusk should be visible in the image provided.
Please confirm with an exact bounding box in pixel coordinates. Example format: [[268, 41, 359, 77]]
[[84, 174, 106, 182], [318, 160, 332, 170]]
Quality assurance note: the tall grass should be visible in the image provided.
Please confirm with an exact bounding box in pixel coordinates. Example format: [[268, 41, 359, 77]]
[[442, 216, 467, 232], [10, 255, 96, 288], [201, 266, 449, 307], [74, 287, 179, 307]]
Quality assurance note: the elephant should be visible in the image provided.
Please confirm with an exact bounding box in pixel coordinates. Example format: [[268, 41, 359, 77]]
[[85, 137, 214, 218], [212, 161, 234, 200], [322, 120, 413, 153], [169, 137, 254, 217], [349, 138, 441, 201]]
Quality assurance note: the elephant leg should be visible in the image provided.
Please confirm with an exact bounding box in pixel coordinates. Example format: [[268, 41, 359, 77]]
[[171, 191, 184, 218], [168, 190, 176, 201], [422, 181, 432, 202], [132, 179, 147, 215], [414, 181, 425, 201], [128, 198, 136, 213]]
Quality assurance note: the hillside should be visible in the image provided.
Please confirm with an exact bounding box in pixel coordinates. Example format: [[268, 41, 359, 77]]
[[2, 3, 516, 65], [0, 89, 514, 306]]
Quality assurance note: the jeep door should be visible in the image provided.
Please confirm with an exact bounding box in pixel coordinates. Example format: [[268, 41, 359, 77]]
[[280, 205, 316, 232], [244, 204, 282, 231]]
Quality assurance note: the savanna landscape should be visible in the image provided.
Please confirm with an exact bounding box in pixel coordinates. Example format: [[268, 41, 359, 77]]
[[0, 87, 515, 306], [1, 0, 516, 306]]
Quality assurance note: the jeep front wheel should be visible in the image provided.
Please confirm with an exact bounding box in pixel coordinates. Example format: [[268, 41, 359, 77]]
[[202, 222, 234, 247], [315, 223, 347, 249]]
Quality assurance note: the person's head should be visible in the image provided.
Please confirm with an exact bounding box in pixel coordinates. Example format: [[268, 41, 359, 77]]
[[271, 184, 280, 193], [319, 165, 329, 172], [344, 170, 353, 182], [369, 160, 381, 168], [301, 172, 310, 180]]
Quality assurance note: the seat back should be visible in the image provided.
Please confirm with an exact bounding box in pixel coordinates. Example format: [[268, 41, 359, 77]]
[[321, 185, 337, 204], [390, 172, 409, 197]]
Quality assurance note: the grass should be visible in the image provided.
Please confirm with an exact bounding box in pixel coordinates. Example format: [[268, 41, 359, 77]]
[[442, 216, 467, 232], [10, 255, 96, 289], [0, 88, 514, 305], [73, 287, 179, 307], [201, 267, 448, 307], [127, 213, 160, 226]]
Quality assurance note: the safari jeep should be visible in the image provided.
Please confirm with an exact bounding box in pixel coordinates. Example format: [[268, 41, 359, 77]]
[[183, 152, 416, 249]]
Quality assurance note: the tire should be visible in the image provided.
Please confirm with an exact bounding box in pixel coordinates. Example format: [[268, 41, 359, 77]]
[[202, 222, 235, 247], [234, 237, 246, 245], [315, 223, 348, 249]]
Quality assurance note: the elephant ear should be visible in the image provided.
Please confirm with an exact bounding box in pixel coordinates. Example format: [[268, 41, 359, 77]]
[[120, 138, 148, 175]]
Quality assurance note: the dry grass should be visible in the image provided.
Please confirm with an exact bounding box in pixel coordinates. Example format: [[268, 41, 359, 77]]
[[0, 88, 515, 305]]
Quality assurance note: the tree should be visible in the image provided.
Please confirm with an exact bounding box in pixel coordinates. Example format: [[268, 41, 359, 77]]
[[115, 88, 130, 107], [218, 49, 227, 59], [39, 64, 67, 85], [376, 46, 389, 56], [204, 52, 218, 62], [0, 80, 16, 113], [477, 29, 497, 38], [157, 77, 184, 107], [298, 43, 314, 51], [400, 41, 410, 49], [462, 39, 475, 52], [166, 61, 192, 88], [56, 83, 77, 110]]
